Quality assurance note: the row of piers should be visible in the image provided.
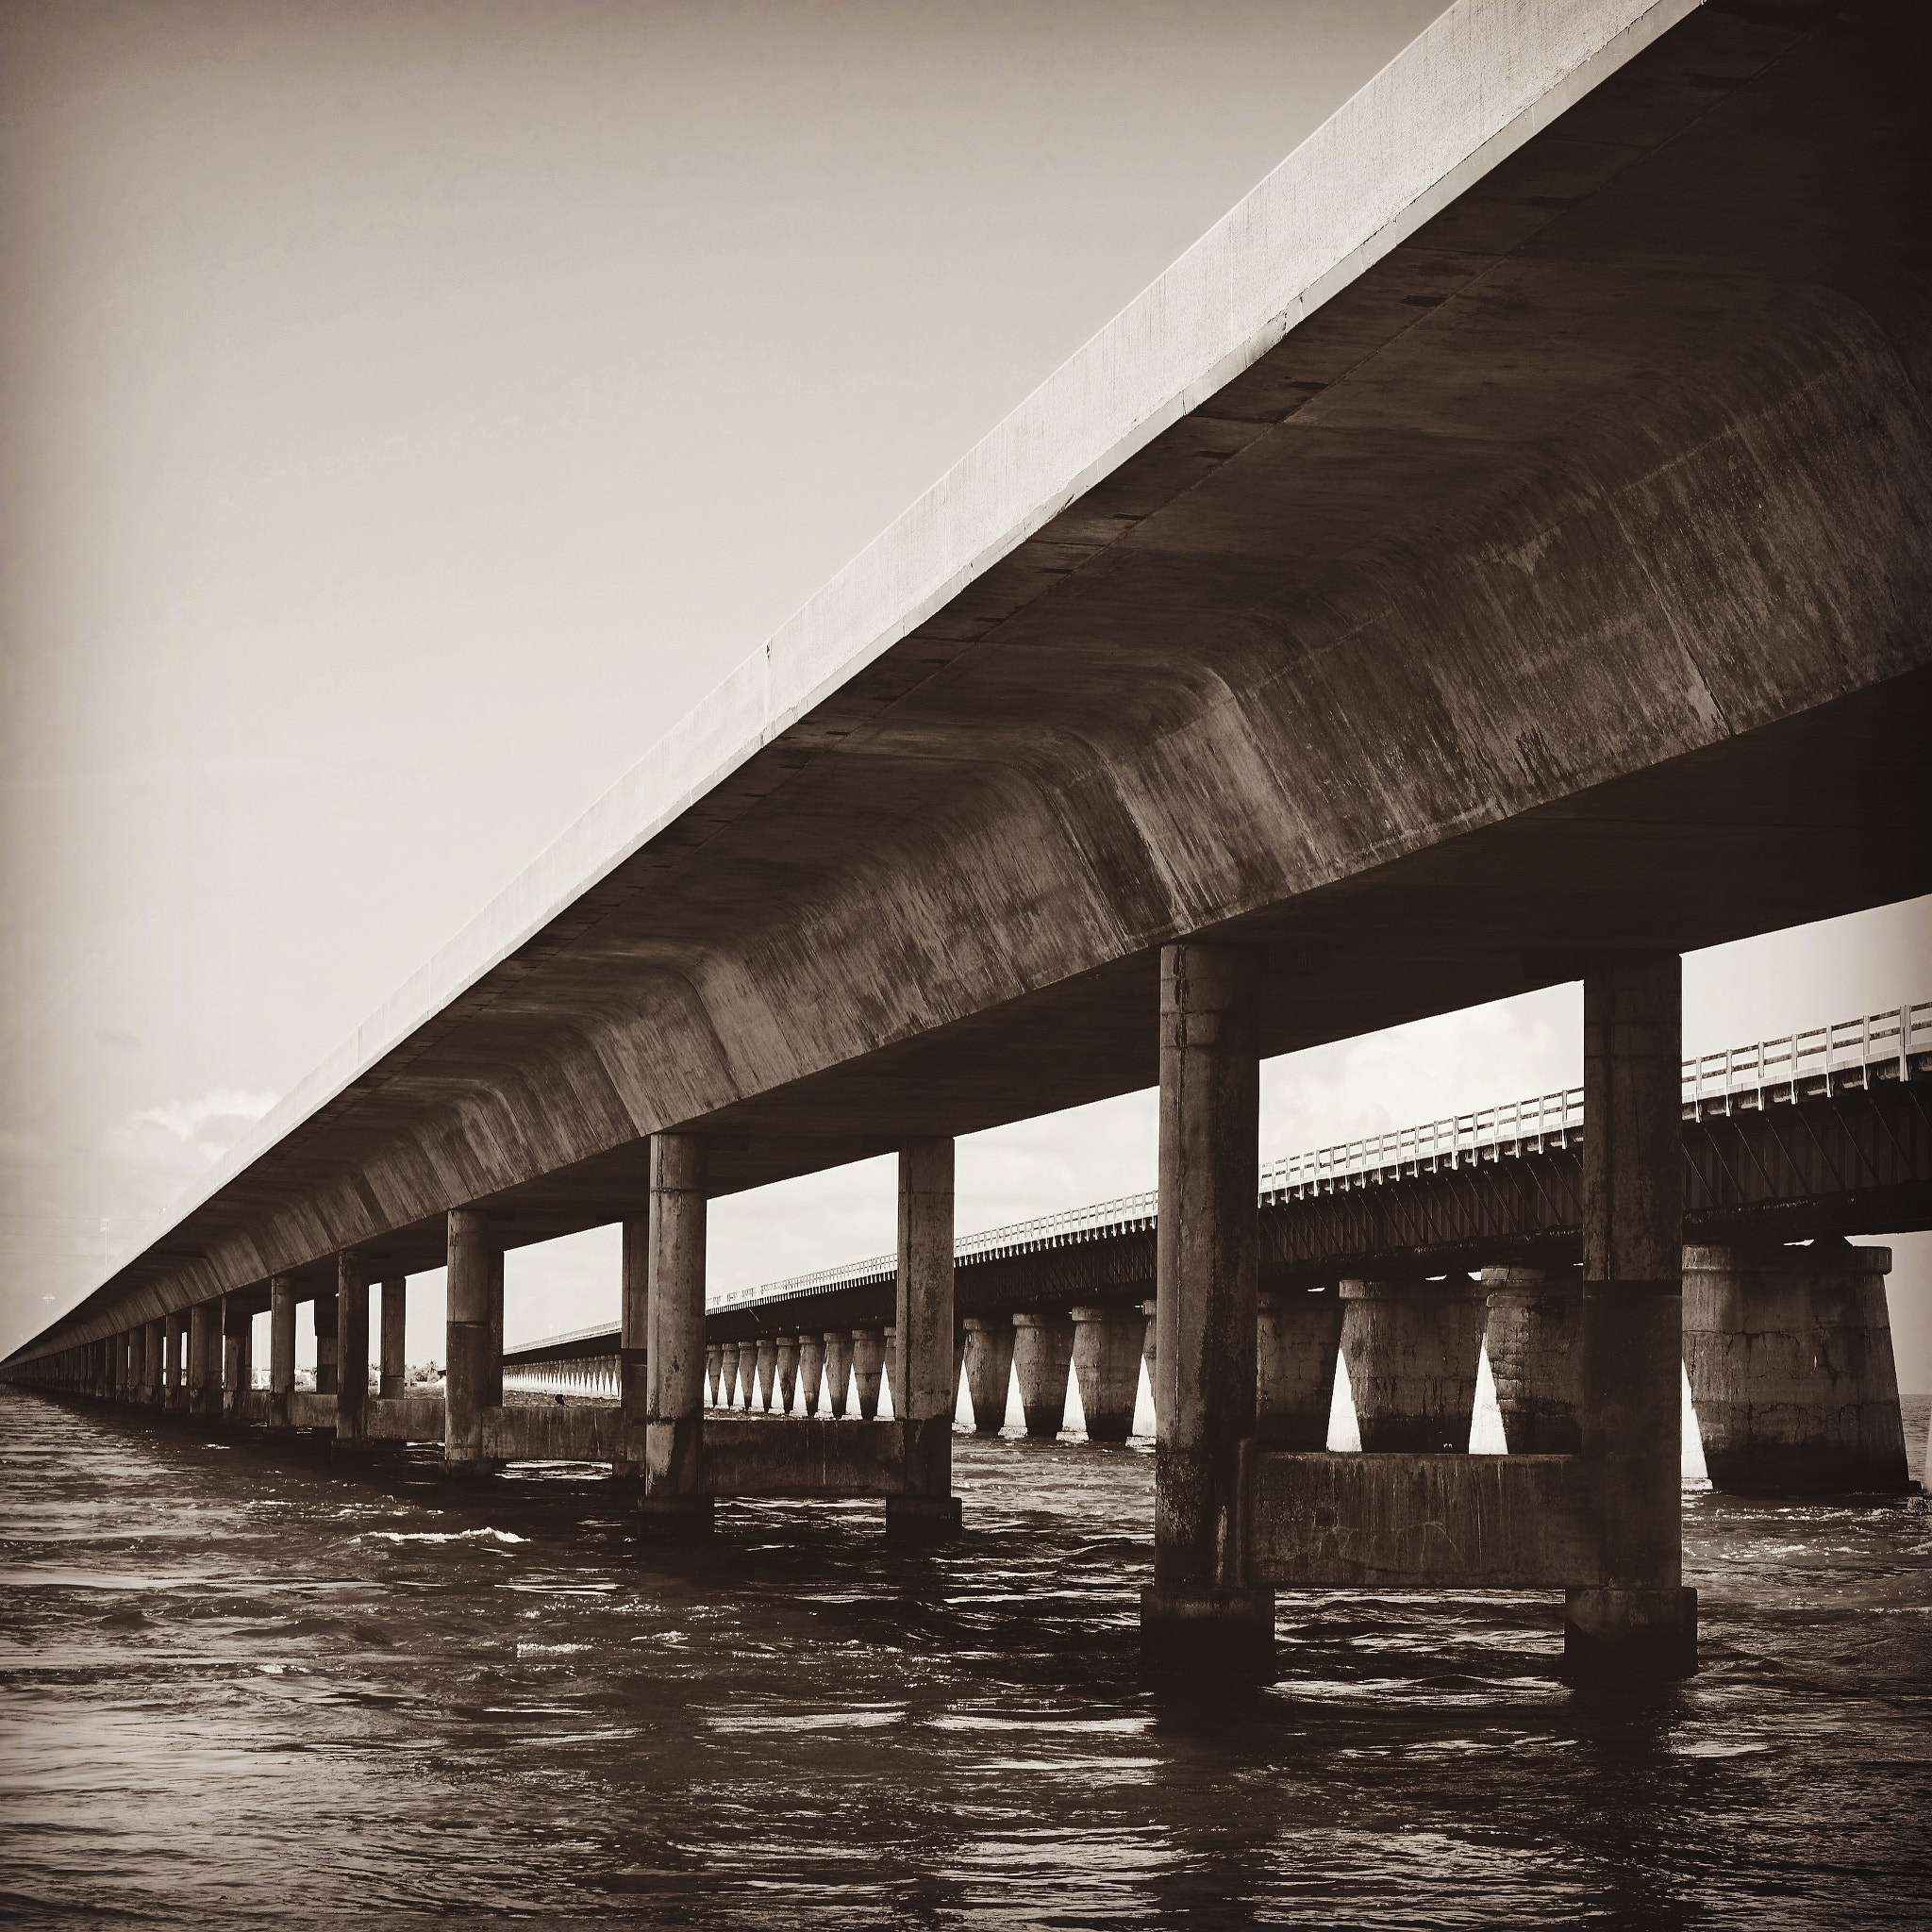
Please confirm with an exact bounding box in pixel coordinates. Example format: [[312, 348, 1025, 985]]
[[11, 949, 1922, 1676]]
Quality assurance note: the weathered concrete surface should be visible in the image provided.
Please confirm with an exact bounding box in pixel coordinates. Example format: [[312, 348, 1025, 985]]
[[8, 3, 1931, 1372], [1071, 1306, 1144, 1443], [1482, 1266, 1583, 1454], [369, 1394, 445, 1441], [961, 1317, 1015, 1433], [1244, 1450, 1600, 1589], [1683, 1239, 1909, 1491], [288, 1392, 337, 1430], [1570, 954, 1692, 1674], [1339, 1276, 1486, 1453], [699, 1417, 908, 1497], [1145, 942, 1273, 1659], [1012, 1313, 1075, 1439], [642, 1134, 709, 1525], [485, 1403, 617, 1462], [1254, 1288, 1342, 1450]]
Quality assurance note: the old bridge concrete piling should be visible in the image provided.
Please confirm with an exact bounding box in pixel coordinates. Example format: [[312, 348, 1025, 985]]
[[8, 3, 1931, 1682]]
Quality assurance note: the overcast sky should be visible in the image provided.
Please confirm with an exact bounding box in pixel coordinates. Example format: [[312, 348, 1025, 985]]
[[3, 0, 1924, 1383]]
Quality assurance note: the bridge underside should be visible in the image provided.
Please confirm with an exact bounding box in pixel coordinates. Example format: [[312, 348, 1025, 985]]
[[21, 1, 1932, 1351]]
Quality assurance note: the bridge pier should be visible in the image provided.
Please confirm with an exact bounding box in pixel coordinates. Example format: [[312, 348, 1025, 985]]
[[1071, 1307, 1143, 1442], [797, 1333, 824, 1415], [749, 1337, 774, 1412], [774, 1335, 800, 1415], [886, 1137, 962, 1538], [1256, 1287, 1343, 1451], [962, 1316, 1015, 1432], [704, 1343, 723, 1408], [1141, 941, 1273, 1673], [1340, 1275, 1486, 1453], [823, 1330, 853, 1417], [335, 1257, 371, 1455], [313, 1284, 339, 1398], [641, 1131, 714, 1533], [1683, 1239, 1908, 1492], [1012, 1313, 1074, 1438], [220, 1295, 252, 1424], [128, 1323, 148, 1406], [444, 1208, 504, 1477], [717, 1341, 741, 1412], [1566, 953, 1695, 1676], [163, 1313, 184, 1411], [852, 1326, 885, 1420], [617, 1215, 649, 1476], [1482, 1267, 1582, 1455], [267, 1277, 296, 1431], [379, 1277, 408, 1399], [187, 1300, 218, 1418]]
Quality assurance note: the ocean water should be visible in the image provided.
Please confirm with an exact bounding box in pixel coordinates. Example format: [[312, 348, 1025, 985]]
[[2, 1387, 1927, 1929]]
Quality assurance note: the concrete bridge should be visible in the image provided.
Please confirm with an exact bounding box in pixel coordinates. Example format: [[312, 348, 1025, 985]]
[[7, 0, 1930, 1678]]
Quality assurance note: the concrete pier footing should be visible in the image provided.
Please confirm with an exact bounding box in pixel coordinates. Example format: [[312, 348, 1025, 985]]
[[1070, 1307, 1144, 1442], [774, 1336, 800, 1415], [754, 1338, 778, 1413], [1141, 942, 1274, 1673], [1683, 1239, 1909, 1492], [1481, 1267, 1583, 1455], [704, 1343, 724, 1408], [718, 1341, 741, 1411], [1256, 1287, 1344, 1450], [1011, 1313, 1074, 1439], [1339, 1276, 1486, 1453], [798, 1333, 824, 1415], [962, 1316, 1015, 1433]]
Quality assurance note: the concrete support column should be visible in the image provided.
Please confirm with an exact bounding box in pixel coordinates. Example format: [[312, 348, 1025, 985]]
[[705, 1343, 724, 1408], [643, 1131, 712, 1531], [143, 1319, 164, 1404], [824, 1331, 855, 1418], [1071, 1306, 1144, 1442], [187, 1301, 218, 1418], [313, 1288, 340, 1397], [889, 1136, 960, 1536], [336, 1255, 370, 1453], [1142, 941, 1271, 1669], [1339, 1275, 1486, 1453], [444, 1208, 504, 1475], [1567, 953, 1695, 1675], [221, 1296, 252, 1421], [1683, 1239, 1908, 1492], [718, 1341, 741, 1412], [851, 1327, 885, 1420], [616, 1215, 650, 1477], [774, 1336, 801, 1415], [378, 1278, 408, 1399], [797, 1333, 824, 1415], [1482, 1266, 1583, 1455], [1141, 1299, 1159, 1433], [882, 1325, 897, 1412], [1256, 1287, 1344, 1450], [163, 1314, 184, 1411], [267, 1277, 297, 1431], [962, 1316, 1015, 1433], [128, 1324, 148, 1405], [1011, 1313, 1074, 1437], [753, 1338, 778, 1413]]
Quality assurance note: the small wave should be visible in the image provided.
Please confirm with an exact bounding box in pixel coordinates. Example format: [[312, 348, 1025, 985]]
[[357, 1528, 528, 1544]]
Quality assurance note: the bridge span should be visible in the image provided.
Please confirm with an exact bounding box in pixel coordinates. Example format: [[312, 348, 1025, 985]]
[[8, 1, 1931, 1678]]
